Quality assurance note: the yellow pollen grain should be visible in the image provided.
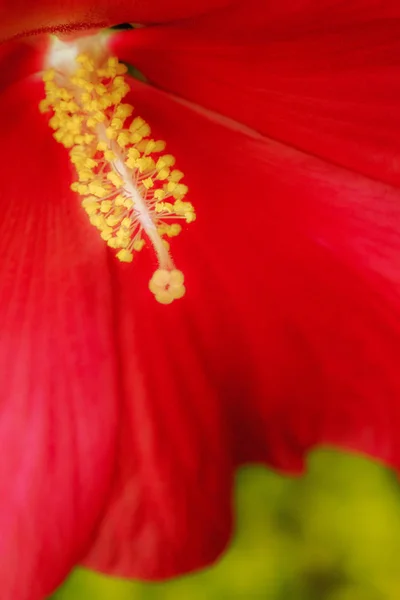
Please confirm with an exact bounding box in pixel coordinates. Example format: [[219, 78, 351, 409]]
[[40, 49, 194, 304]]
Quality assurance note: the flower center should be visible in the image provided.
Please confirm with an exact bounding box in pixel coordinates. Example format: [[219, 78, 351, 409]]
[[39, 38, 195, 304]]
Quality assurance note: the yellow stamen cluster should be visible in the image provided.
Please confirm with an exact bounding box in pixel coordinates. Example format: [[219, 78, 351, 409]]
[[40, 52, 195, 303]]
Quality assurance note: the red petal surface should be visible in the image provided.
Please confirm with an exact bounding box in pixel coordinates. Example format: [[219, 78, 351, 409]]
[[0, 0, 234, 43], [0, 78, 119, 599], [0, 39, 47, 90], [83, 80, 400, 578], [113, 5, 400, 187]]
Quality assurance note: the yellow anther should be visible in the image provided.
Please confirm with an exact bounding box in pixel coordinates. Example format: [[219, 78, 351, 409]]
[[108, 57, 118, 68], [107, 237, 119, 248], [94, 112, 106, 123], [169, 170, 184, 183], [117, 132, 131, 148], [130, 131, 144, 144], [138, 124, 151, 137], [185, 212, 196, 223], [111, 117, 123, 130], [155, 202, 174, 213], [121, 217, 131, 229], [100, 227, 113, 241], [127, 147, 140, 160], [75, 69, 86, 80], [116, 236, 130, 248], [143, 140, 156, 154], [90, 214, 106, 228], [168, 224, 182, 237], [61, 100, 80, 113], [70, 146, 85, 158], [114, 194, 126, 206], [77, 169, 93, 182], [76, 54, 95, 71], [48, 115, 60, 129], [84, 82, 95, 93], [106, 127, 117, 140], [142, 177, 154, 190], [95, 84, 107, 96], [136, 157, 155, 173], [78, 183, 90, 194], [60, 88, 73, 101], [154, 140, 167, 153], [106, 214, 122, 226], [156, 167, 170, 180], [115, 104, 133, 119], [116, 63, 128, 75], [110, 88, 128, 104], [97, 141, 108, 152], [125, 157, 136, 169], [173, 184, 189, 199], [88, 182, 109, 198], [104, 150, 116, 161], [87, 99, 100, 112], [44, 80, 56, 92], [175, 200, 193, 213], [100, 200, 112, 213], [81, 91, 92, 103], [81, 200, 99, 215], [166, 181, 177, 193], [133, 239, 145, 251], [130, 117, 146, 131], [85, 158, 97, 169], [116, 249, 133, 262], [39, 99, 50, 113], [113, 75, 126, 88], [43, 69, 55, 82], [82, 134, 93, 145], [157, 155, 176, 169], [41, 48, 192, 304], [107, 171, 123, 187]]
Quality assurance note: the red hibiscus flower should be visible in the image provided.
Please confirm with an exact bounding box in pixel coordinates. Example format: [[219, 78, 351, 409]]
[[1, 1, 400, 599]]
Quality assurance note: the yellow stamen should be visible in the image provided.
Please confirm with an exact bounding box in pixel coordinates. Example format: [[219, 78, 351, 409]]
[[40, 45, 195, 304]]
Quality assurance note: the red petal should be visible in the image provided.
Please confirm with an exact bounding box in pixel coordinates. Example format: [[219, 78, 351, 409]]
[[0, 39, 47, 88], [113, 8, 400, 187], [0, 0, 235, 43], [83, 80, 400, 578], [0, 79, 119, 599], [83, 307, 233, 578]]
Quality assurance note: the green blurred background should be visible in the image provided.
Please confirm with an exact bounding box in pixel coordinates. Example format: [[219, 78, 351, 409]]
[[52, 449, 400, 600]]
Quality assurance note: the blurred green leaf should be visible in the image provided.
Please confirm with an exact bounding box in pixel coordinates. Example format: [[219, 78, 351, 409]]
[[52, 449, 400, 600]]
